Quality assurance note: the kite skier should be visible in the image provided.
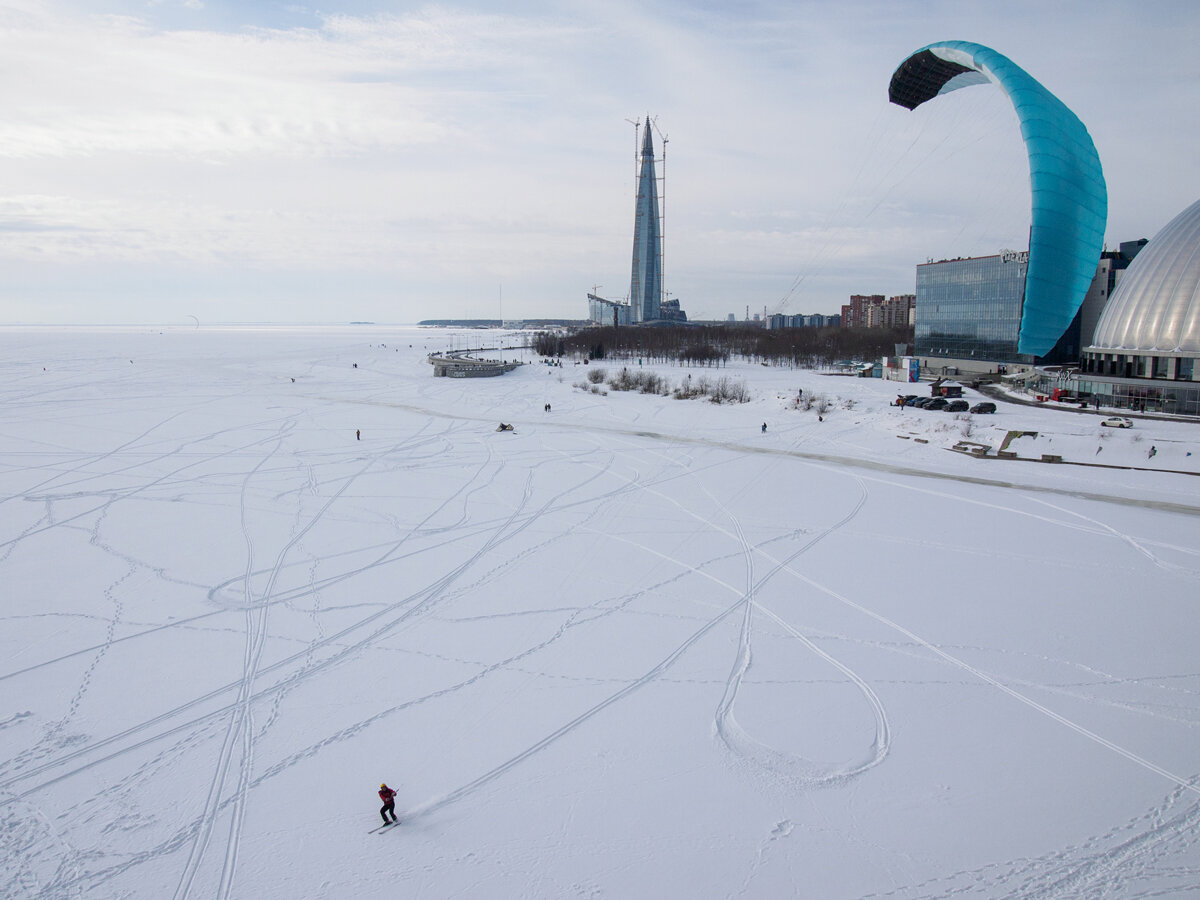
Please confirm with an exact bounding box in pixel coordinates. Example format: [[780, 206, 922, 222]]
[[379, 783, 399, 826]]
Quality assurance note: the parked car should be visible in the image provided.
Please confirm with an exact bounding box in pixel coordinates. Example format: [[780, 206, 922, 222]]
[[926, 397, 949, 410], [969, 402, 997, 414], [1100, 416, 1133, 428], [945, 399, 970, 412]]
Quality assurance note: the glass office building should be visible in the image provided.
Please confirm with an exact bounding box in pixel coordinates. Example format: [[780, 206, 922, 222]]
[[915, 254, 1029, 361], [629, 118, 662, 323], [915, 251, 1087, 367]]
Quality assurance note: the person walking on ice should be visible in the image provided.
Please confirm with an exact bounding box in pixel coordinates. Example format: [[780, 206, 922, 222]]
[[378, 783, 398, 825]]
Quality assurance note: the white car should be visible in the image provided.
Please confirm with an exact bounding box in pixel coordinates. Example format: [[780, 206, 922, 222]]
[[1100, 416, 1133, 428]]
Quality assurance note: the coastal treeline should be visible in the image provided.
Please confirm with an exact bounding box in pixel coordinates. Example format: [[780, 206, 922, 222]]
[[533, 324, 913, 368]]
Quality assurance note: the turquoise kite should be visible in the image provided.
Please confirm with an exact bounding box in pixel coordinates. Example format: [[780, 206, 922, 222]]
[[889, 41, 1107, 357]]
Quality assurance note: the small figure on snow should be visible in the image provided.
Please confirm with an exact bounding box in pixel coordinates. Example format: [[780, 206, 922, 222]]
[[1149, 445, 1157, 459], [379, 783, 398, 825], [761, 422, 767, 433], [356, 429, 361, 441]]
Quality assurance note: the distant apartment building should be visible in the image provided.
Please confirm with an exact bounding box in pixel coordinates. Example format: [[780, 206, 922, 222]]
[[841, 294, 913, 328], [765, 312, 842, 330], [884, 294, 916, 328], [840, 295, 884, 328]]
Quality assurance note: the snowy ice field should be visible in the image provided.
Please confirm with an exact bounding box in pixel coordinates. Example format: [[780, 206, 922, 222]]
[[2, 325, 1199, 900]]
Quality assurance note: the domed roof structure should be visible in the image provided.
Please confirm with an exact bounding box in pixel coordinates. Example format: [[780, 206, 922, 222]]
[[1089, 198, 1200, 353]]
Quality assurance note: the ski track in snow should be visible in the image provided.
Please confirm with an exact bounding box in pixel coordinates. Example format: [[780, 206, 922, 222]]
[[861, 778, 1200, 899], [1025, 495, 1194, 576], [3, 424, 660, 895], [711, 474, 889, 787], [172, 421, 296, 900], [1, 429, 506, 789], [3, 334, 1200, 898], [615, 433, 891, 788]]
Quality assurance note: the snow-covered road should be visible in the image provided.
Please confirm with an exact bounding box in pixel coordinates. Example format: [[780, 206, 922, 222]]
[[2, 326, 1199, 898]]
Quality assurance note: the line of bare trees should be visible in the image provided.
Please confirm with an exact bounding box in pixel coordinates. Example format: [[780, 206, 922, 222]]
[[579, 365, 752, 404], [533, 324, 913, 368]]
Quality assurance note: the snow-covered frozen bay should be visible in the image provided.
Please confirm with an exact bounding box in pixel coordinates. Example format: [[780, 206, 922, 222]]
[[2, 326, 1199, 899]]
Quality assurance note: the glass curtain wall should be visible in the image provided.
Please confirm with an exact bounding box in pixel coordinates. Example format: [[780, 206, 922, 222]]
[[915, 255, 1028, 360]]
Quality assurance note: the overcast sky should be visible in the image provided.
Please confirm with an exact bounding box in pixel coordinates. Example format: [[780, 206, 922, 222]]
[[0, 0, 1196, 324]]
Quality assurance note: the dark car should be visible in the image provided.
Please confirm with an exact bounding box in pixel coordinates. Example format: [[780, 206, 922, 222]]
[[970, 402, 997, 414], [945, 399, 970, 412], [926, 397, 949, 410], [910, 397, 932, 408]]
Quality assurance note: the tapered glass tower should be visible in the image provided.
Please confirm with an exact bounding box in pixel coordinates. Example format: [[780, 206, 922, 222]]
[[629, 118, 662, 323]]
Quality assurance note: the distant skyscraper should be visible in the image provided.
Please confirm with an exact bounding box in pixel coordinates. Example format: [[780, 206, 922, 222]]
[[630, 117, 662, 323]]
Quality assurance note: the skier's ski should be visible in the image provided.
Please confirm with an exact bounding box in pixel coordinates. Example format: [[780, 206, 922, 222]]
[[368, 822, 396, 834]]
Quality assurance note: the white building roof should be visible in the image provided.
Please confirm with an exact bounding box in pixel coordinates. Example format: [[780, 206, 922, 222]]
[[1089, 198, 1200, 354]]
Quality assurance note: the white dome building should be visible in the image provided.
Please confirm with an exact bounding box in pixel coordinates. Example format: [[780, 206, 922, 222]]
[[1079, 198, 1200, 415]]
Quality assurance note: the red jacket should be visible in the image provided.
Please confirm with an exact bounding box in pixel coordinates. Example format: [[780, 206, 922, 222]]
[[379, 787, 396, 803]]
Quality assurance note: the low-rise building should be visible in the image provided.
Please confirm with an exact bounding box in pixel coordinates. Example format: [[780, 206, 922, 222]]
[[587, 293, 631, 326]]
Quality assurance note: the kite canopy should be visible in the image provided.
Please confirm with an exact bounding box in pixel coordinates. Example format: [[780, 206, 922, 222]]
[[889, 41, 1107, 357]]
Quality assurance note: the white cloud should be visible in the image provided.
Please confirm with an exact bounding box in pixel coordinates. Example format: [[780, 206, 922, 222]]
[[0, 1, 1196, 322], [0, 12, 457, 160]]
